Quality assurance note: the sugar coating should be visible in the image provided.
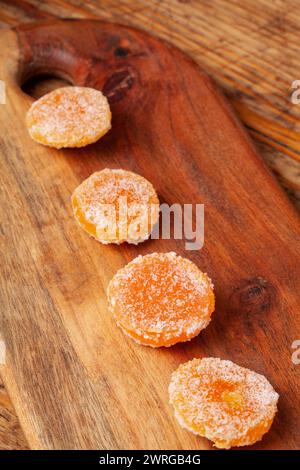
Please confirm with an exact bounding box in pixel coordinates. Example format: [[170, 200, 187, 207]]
[[107, 252, 215, 347], [169, 358, 279, 448], [26, 86, 111, 148], [72, 169, 159, 244]]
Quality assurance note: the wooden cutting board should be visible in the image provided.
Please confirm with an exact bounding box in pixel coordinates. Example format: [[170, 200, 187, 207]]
[[1, 19, 300, 450]]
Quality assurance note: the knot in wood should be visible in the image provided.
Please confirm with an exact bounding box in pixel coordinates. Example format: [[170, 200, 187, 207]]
[[230, 277, 274, 316], [103, 69, 134, 103]]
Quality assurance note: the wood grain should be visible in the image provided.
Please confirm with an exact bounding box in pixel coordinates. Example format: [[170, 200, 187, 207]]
[[1, 18, 300, 449], [0, 0, 300, 211], [0, 377, 28, 450], [1, 1, 300, 450]]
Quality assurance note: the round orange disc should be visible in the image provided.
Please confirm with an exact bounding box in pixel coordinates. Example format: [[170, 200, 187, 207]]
[[169, 357, 279, 448], [72, 169, 159, 244], [26, 86, 111, 148], [107, 252, 215, 347]]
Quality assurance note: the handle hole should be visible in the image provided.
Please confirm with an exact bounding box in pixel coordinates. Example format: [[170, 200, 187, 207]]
[[22, 74, 73, 100]]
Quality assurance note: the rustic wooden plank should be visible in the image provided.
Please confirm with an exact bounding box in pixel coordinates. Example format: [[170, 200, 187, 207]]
[[0, 0, 300, 449], [0, 18, 300, 450]]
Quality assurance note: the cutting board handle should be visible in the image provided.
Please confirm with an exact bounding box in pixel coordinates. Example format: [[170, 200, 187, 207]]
[[15, 20, 140, 104]]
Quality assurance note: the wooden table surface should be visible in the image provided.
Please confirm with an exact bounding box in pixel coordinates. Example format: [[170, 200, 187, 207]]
[[1, 0, 300, 450]]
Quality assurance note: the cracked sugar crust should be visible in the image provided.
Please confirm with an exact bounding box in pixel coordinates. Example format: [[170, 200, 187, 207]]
[[169, 358, 279, 448], [107, 252, 215, 347], [26, 86, 111, 148], [72, 169, 159, 244]]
